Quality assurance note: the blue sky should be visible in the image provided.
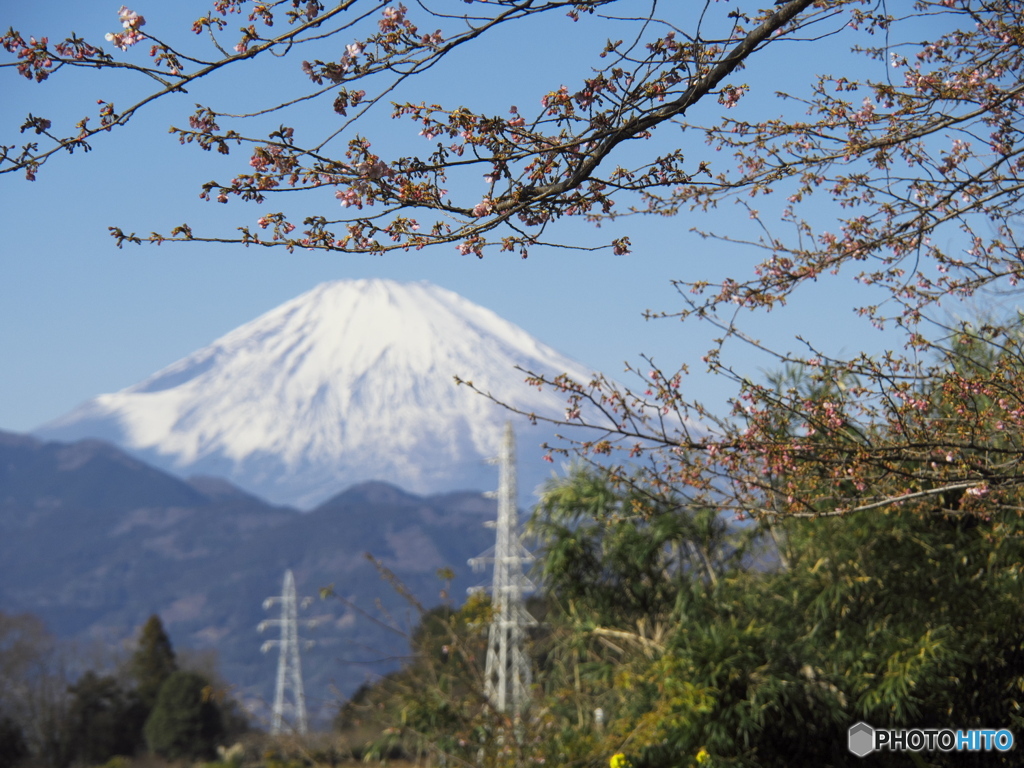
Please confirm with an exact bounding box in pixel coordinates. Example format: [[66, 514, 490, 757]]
[[1, 2, 907, 434]]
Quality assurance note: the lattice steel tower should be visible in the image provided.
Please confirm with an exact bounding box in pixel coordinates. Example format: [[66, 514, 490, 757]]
[[259, 569, 314, 734], [469, 422, 535, 715]]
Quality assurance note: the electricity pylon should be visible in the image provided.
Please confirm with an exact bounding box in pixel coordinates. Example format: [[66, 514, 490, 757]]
[[259, 569, 315, 734], [469, 422, 535, 715]]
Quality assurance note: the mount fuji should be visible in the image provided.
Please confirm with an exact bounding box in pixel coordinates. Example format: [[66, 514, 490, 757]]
[[36, 279, 597, 508]]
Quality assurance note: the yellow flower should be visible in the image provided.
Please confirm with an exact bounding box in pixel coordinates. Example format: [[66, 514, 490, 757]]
[[696, 747, 711, 764], [609, 753, 632, 768]]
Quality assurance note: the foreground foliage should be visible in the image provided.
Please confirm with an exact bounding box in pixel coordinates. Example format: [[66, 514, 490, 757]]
[[339, 427, 1024, 766]]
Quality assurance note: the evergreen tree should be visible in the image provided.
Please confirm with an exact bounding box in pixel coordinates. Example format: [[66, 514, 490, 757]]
[[143, 671, 223, 762], [130, 615, 177, 712], [66, 672, 145, 764], [0, 713, 27, 768]]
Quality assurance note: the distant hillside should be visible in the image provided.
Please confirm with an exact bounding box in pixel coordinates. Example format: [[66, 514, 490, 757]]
[[0, 430, 499, 727]]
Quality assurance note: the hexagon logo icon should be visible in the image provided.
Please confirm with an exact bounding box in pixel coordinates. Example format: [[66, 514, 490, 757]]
[[848, 722, 875, 757]]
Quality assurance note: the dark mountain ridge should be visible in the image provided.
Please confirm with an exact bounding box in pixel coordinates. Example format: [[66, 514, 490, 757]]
[[0, 429, 499, 726]]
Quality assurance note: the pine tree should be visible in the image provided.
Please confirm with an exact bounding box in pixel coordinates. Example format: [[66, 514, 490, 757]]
[[143, 671, 223, 762], [0, 713, 28, 768], [66, 672, 145, 763], [130, 616, 177, 712]]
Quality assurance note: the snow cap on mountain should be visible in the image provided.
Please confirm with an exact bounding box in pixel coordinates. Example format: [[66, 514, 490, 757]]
[[37, 279, 596, 508]]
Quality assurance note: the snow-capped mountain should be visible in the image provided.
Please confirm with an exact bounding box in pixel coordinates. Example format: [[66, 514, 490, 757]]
[[36, 279, 596, 508]]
